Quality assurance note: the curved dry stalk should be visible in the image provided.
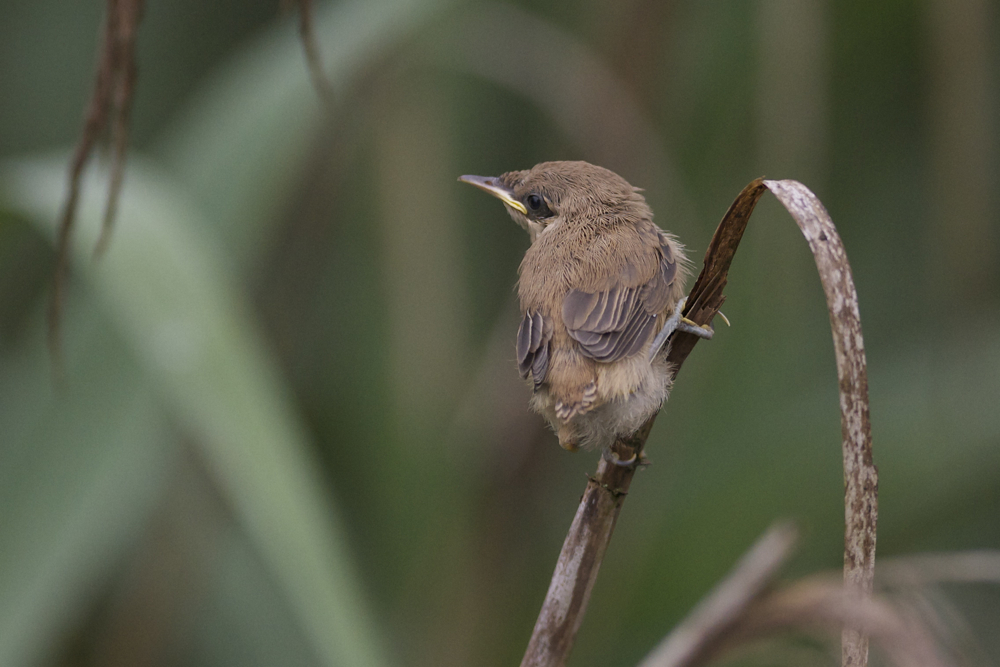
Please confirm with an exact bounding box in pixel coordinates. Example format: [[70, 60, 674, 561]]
[[638, 531, 952, 667], [762, 180, 878, 667], [730, 579, 949, 667], [637, 523, 799, 667], [520, 179, 878, 667]]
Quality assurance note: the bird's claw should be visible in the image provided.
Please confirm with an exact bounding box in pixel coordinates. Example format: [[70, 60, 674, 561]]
[[602, 447, 649, 469], [677, 317, 714, 340], [648, 296, 717, 359]]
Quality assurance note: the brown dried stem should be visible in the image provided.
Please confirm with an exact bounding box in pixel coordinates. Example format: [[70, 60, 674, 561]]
[[639, 537, 947, 667], [717, 580, 947, 667], [520, 179, 878, 667], [637, 522, 799, 667], [639, 530, 967, 667], [51, 0, 143, 362]]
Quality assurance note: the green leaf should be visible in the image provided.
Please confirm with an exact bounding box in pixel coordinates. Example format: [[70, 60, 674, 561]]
[[0, 298, 172, 667], [0, 156, 388, 667]]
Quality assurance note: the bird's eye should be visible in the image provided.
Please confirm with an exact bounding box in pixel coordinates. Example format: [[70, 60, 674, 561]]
[[523, 193, 552, 218]]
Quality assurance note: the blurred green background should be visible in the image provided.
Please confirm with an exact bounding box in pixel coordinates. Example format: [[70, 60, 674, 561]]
[[1, 1, 998, 665]]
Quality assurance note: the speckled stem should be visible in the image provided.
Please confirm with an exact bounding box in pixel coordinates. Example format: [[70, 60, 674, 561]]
[[763, 180, 878, 667]]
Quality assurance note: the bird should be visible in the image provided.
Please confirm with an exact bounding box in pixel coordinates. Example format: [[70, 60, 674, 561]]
[[460, 161, 712, 458]]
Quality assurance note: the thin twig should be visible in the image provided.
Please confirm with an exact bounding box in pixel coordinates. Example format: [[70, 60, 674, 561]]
[[637, 522, 799, 667], [94, 0, 142, 258], [51, 0, 144, 364]]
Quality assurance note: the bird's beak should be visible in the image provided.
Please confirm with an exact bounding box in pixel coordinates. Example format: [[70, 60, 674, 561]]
[[458, 175, 528, 214]]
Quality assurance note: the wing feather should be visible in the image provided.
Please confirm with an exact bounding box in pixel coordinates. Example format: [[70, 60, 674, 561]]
[[516, 312, 536, 372], [562, 232, 679, 363], [517, 310, 552, 390]]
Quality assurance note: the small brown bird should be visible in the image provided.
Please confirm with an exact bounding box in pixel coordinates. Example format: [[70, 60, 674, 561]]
[[460, 161, 711, 456]]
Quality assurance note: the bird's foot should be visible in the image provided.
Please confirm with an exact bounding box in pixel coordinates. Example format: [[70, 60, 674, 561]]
[[676, 317, 714, 340], [603, 447, 636, 467], [648, 296, 713, 359], [602, 447, 650, 469], [675, 296, 714, 339]]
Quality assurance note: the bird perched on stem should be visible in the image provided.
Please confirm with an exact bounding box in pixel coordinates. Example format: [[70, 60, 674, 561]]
[[460, 161, 712, 459]]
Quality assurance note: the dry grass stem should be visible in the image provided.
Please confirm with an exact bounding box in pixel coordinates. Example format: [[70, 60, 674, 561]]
[[51, 0, 143, 363], [762, 180, 879, 667], [637, 522, 799, 667], [639, 541, 994, 667], [727, 579, 951, 667]]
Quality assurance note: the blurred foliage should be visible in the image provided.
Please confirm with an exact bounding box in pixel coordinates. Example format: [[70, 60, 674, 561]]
[[1, 1, 998, 666]]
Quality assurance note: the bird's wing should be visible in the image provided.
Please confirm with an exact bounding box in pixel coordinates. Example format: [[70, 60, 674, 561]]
[[517, 310, 552, 389], [562, 232, 678, 363]]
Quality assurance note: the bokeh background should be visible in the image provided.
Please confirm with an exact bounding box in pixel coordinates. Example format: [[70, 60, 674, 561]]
[[1, 1, 999, 665]]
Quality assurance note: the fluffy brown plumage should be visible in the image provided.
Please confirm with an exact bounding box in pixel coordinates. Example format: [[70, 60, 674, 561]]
[[460, 161, 690, 451]]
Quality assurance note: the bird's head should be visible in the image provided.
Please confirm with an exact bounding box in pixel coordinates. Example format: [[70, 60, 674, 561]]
[[460, 161, 651, 243]]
